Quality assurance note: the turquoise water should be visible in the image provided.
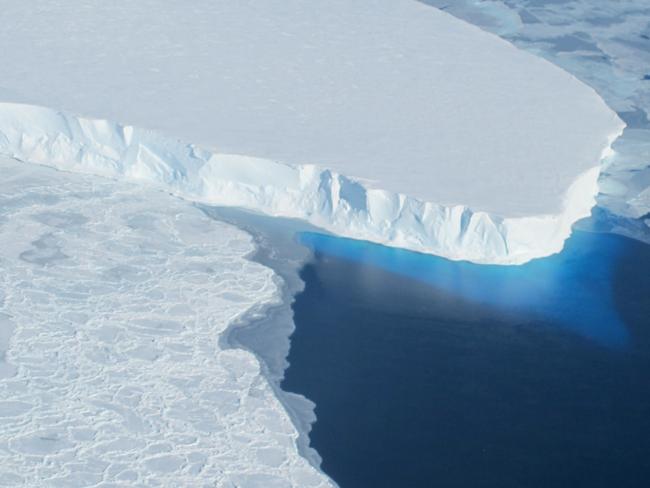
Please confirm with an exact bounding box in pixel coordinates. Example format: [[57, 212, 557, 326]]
[[284, 229, 650, 487], [297, 230, 630, 347]]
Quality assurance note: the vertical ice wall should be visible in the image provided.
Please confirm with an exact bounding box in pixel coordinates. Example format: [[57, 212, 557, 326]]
[[0, 103, 622, 264]]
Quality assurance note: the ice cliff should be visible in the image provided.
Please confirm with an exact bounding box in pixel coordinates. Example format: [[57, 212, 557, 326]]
[[0, 103, 623, 264], [0, 1, 626, 264]]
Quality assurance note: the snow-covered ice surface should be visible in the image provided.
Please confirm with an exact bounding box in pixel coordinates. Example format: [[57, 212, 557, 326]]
[[0, 157, 334, 487], [0, 0, 624, 263], [421, 0, 650, 239]]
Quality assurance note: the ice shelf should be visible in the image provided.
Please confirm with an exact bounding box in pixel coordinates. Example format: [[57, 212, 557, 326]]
[[0, 102, 622, 264], [0, 0, 625, 262]]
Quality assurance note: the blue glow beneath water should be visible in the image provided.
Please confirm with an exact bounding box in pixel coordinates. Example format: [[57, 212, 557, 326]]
[[298, 230, 629, 347], [285, 229, 650, 488]]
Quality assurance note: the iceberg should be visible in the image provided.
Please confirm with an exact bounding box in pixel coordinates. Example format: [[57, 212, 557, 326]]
[[0, 0, 624, 264]]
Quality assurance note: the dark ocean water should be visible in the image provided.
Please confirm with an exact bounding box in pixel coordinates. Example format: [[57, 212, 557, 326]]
[[282, 230, 650, 488]]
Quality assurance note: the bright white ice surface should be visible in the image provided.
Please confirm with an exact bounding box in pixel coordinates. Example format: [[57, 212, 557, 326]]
[[0, 158, 334, 487], [422, 0, 650, 227], [0, 0, 624, 263]]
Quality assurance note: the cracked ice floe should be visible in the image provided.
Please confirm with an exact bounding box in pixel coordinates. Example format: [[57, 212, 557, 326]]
[[0, 158, 334, 487], [0, 0, 624, 264]]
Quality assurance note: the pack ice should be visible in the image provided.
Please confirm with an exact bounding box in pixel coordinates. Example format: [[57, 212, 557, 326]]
[[0, 157, 334, 487], [0, 0, 624, 263]]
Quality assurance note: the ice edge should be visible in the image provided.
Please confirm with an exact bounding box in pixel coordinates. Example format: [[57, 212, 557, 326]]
[[0, 102, 625, 265]]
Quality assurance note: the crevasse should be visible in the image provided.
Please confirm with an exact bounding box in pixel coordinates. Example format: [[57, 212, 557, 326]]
[[0, 103, 623, 265]]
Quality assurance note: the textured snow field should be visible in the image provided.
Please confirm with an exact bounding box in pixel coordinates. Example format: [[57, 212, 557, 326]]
[[0, 158, 333, 487]]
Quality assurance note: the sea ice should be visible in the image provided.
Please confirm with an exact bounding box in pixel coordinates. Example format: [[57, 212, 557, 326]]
[[0, 157, 334, 487]]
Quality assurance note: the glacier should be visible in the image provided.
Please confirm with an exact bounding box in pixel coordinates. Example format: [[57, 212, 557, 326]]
[[0, 0, 624, 264]]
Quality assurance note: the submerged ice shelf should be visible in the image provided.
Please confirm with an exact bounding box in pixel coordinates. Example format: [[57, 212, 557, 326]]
[[0, 0, 624, 264]]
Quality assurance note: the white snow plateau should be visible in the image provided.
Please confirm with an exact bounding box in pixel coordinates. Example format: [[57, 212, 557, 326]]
[[0, 0, 625, 264]]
